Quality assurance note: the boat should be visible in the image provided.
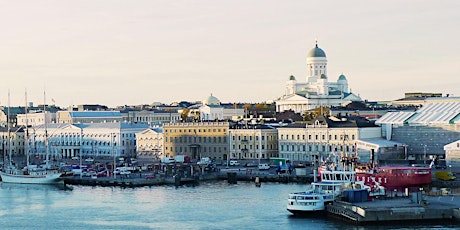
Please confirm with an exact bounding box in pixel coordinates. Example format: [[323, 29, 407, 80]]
[[319, 150, 432, 191], [0, 168, 63, 184], [355, 165, 432, 190], [287, 154, 384, 214], [0, 90, 63, 185]]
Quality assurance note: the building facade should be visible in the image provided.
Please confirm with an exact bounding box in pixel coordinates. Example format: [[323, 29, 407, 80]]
[[29, 122, 148, 160], [229, 124, 278, 160], [125, 110, 181, 125], [17, 111, 55, 126], [56, 111, 122, 124], [444, 140, 460, 168], [376, 97, 460, 161], [277, 117, 381, 163], [136, 127, 164, 161], [163, 122, 229, 161]]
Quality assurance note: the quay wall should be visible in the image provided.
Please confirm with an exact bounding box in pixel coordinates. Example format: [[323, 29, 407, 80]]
[[327, 200, 455, 223]]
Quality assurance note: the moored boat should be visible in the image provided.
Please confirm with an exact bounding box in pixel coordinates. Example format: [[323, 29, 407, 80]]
[[0, 169, 62, 184], [287, 154, 384, 215]]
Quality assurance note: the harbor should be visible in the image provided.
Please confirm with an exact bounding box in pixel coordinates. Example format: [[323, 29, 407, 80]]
[[326, 191, 460, 223]]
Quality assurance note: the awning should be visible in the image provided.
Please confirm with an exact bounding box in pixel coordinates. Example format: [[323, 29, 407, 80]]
[[356, 138, 404, 151], [189, 144, 201, 148]]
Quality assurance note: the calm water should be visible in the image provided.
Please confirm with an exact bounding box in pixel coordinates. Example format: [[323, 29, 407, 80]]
[[0, 181, 457, 229]]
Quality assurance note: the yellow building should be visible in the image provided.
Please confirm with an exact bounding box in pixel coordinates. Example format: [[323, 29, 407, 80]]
[[163, 122, 229, 161], [229, 124, 278, 160]]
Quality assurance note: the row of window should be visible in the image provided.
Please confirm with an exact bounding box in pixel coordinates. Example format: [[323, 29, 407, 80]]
[[280, 144, 355, 152], [232, 144, 277, 150], [280, 134, 355, 141], [165, 128, 226, 133], [165, 146, 227, 154], [232, 135, 277, 141], [166, 136, 227, 144]]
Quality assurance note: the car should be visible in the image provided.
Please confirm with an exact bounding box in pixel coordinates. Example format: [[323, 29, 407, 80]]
[[229, 160, 240, 166], [85, 158, 94, 162], [72, 156, 79, 160], [258, 163, 270, 170]]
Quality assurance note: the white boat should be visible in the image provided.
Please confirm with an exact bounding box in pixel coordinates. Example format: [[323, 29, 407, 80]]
[[287, 153, 385, 214], [287, 180, 344, 214], [0, 90, 63, 185], [0, 169, 62, 184]]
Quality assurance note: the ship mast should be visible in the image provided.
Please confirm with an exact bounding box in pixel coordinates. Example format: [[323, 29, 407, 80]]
[[25, 90, 30, 166], [7, 89, 11, 169], [43, 90, 49, 166]]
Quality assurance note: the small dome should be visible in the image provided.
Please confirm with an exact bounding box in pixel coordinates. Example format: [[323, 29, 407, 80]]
[[320, 74, 327, 79], [307, 44, 326, 58], [203, 94, 221, 106], [338, 74, 347, 81], [288, 75, 296, 80]]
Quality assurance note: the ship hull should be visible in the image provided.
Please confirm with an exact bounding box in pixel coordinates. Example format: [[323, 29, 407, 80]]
[[355, 167, 432, 189], [0, 172, 63, 185]]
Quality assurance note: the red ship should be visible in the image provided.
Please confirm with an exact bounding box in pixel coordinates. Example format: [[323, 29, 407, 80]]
[[318, 152, 432, 191], [354, 165, 432, 190]]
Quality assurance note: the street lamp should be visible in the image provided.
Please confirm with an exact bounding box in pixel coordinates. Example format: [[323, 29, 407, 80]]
[[423, 145, 427, 165]]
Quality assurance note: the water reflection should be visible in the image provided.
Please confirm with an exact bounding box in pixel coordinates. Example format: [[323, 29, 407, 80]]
[[0, 182, 73, 191]]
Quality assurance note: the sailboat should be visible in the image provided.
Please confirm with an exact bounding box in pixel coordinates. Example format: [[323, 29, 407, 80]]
[[0, 90, 63, 184]]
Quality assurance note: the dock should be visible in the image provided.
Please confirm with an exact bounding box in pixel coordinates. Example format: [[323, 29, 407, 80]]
[[326, 194, 460, 223]]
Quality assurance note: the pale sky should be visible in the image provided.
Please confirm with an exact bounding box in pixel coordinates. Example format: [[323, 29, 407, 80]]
[[1, 0, 459, 107]]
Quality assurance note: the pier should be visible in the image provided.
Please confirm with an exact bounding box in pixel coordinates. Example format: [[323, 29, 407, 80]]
[[327, 194, 460, 223]]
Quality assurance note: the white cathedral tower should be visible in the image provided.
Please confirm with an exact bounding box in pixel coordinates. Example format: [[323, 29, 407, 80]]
[[276, 41, 362, 113]]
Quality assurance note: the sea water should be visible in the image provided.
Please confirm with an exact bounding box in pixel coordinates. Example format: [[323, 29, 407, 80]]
[[0, 181, 457, 229]]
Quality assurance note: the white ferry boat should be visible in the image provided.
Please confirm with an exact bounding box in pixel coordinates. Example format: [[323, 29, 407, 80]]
[[287, 153, 384, 214]]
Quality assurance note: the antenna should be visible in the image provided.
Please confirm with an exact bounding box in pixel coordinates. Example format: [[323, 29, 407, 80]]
[[25, 89, 30, 166]]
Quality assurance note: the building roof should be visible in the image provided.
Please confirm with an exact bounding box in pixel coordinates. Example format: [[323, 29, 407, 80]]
[[356, 138, 404, 151], [375, 111, 415, 125], [377, 100, 460, 125], [307, 44, 326, 58], [203, 94, 221, 106], [69, 111, 121, 118]]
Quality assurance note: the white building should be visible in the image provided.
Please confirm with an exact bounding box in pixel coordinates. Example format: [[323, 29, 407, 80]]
[[56, 111, 122, 124], [124, 110, 180, 125], [444, 140, 460, 168], [276, 42, 362, 113], [184, 94, 245, 121], [277, 116, 381, 163], [17, 111, 55, 126], [136, 127, 164, 161], [29, 122, 148, 159]]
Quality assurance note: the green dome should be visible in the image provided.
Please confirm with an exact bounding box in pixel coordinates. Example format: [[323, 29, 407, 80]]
[[288, 75, 296, 80], [338, 74, 347, 81], [203, 94, 221, 106], [320, 74, 327, 79], [307, 44, 326, 58]]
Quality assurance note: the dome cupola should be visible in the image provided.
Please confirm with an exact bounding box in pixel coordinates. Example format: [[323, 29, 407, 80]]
[[307, 43, 326, 58], [203, 94, 221, 106]]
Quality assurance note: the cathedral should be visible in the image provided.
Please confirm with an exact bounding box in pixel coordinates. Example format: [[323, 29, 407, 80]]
[[275, 42, 362, 114]]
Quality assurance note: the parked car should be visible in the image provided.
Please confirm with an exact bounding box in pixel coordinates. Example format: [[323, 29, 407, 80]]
[[258, 163, 270, 170], [85, 158, 94, 162], [229, 160, 240, 166], [72, 156, 79, 160]]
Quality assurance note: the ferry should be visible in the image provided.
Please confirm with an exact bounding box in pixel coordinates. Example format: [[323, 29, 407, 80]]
[[287, 155, 384, 214]]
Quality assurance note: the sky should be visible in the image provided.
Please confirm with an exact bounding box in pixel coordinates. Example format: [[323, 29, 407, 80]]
[[1, 0, 459, 107]]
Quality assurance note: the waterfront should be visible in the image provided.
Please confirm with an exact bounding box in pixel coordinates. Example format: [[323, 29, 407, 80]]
[[0, 181, 458, 229]]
